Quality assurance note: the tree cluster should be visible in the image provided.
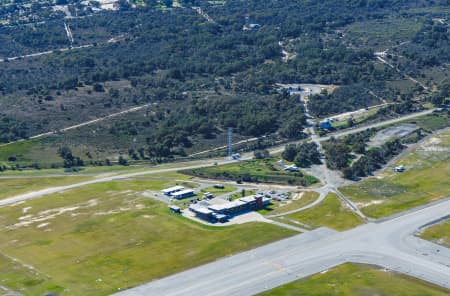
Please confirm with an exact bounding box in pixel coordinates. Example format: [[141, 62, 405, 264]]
[[58, 146, 84, 168], [282, 142, 322, 168]]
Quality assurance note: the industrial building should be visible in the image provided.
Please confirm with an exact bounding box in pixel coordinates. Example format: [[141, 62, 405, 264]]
[[168, 205, 182, 214], [172, 189, 195, 200], [161, 186, 185, 196], [318, 119, 333, 130], [189, 194, 270, 223]]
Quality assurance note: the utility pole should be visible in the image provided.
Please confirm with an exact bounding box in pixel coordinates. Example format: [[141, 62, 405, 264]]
[[227, 127, 233, 158]]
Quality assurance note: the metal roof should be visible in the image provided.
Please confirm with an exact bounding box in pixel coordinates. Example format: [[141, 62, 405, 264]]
[[172, 189, 195, 197], [239, 196, 257, 203], [208, 200, 246, 212], [161, 185, 185, 194], [189, 205, 213, 215]]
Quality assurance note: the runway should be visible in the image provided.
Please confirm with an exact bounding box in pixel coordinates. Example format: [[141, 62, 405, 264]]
[[115, 198, 450, 296]]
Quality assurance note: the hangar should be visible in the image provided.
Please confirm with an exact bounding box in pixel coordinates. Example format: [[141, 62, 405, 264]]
[[161, 186, 185, 196]]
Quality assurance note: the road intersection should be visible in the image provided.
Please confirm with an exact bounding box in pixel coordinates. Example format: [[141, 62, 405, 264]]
[[0, 104, 447, 296], [115, 197, 450, 296]]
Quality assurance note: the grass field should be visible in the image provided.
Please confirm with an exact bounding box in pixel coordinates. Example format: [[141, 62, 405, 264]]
[[258, 263, 450, 296], [0, 169, 193, 201], [199, 185, 237, 196], [282, 193, 363, 231], [229, 189, 258, 201], [420, 220, 450, 248], [340, 131, 450, 218], [182, 158, 319, 187], [258, 191, 319, 215], [0, 176, 91, 200], [344, 17, 422, 50], [406, 113, 450, 132], [0, 178, 294, 295], [0, 165, 139, 176]]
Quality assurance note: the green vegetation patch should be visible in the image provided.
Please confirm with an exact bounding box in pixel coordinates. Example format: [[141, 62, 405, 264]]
[[0, 253, 56, 295], [229, 189, 257, 201], [420, 220, 450, 248], [259, 191, 319, 215], [0, 179, 294, 295], [0, 176, 91, 200], [183, 159, 319, 187], [345, 17, 422, 49], [407, 113, 450, 132], [283, 193, 363, 231], [200, 185, 237, 196], [258, 263, 450, 296], [0, 139, 48, 164], [340, 131, 450, 218]]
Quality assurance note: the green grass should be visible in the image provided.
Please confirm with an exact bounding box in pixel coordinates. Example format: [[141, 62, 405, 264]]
[[199, 185, 237, 196], [0, 164, 147, 176], [0, 253, 57, 295], [283, 193, 363, 231], [0, 178, 295, 295], [0, 139, 45, 164], [420, 220, 450, 247], [183, 158, 319, 187], [258, 263, 450, 296], [258, 191, 319, 215], [0, 170, 192, 201], [408, 113, 450, 132], [340, 131, 450, 218], [344, 17, 421, 50], [229, 189, 257, 201], [0, 176, 91, 200]]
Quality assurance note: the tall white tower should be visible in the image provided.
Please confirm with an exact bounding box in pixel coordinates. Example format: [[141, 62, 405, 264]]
[[227, 127, 233, 158]]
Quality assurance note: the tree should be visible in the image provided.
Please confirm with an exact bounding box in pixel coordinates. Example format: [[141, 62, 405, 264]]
[[254, 149, 270, 159], [58, 146, 84, 168], [293, 142, 321, 167], [351, 156, 369, 177], [283, 144, 298, 162], [93, 83, 105, 92], [324, 141, 350, 170], [118, 155, 128, 166], [163, 0, 173, 7], [347, 117, 354, 128]]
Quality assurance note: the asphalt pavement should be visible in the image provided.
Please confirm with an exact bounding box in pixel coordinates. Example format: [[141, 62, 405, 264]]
[[114, 198, 450, 296]]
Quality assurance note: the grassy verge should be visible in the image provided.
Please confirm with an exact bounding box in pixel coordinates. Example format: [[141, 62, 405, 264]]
[[0, 176, 91, 200], [0, 170, 192, 201], [182, 158, 319, 187], [0, 253, 58, 295], [419, 220, 450, 247], [258, 191, 319, 215], [0, 178, 295, 295], [258, 263, 450, 296], [282, 193, 363, 231], [340, 131, 450, 218], [199, 185, 237, 196], [0, 165, 142, 176], [229, 189, 257, 201], [408, 112, 450, 132]]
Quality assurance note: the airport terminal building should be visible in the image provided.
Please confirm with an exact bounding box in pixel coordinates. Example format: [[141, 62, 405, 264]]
[[189, 194, 270, 223]]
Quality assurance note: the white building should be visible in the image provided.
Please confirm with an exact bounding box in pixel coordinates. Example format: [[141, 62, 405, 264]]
[[161, 186, 185, 196]]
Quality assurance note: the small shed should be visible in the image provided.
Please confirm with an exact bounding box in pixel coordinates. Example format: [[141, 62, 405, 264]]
[[169, 205, 181, 214]]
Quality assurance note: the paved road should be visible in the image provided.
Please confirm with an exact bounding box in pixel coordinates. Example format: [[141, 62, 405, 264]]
[[0, 159, 235, 207], [265, 185, 330, 218], [115, 198, 450, 296], [268, 108, 438, 156]]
